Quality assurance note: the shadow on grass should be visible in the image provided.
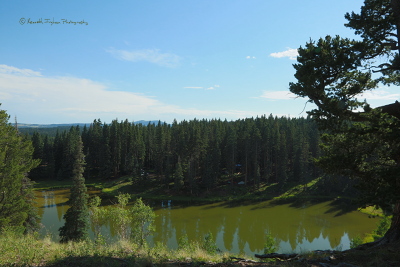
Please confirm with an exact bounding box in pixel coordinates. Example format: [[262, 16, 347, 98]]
[[46, 255, 136, 267], [35, 176, 359, 217], [147, 181, 357, 215], [264, 194, 358, 217]]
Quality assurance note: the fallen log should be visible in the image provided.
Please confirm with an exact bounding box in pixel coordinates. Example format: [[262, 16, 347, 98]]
[[254, 253, 298, 260], [230, 257, 257, 263], [230, 257, 245, 261]]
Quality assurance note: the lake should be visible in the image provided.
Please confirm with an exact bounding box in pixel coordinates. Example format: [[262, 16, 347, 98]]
[[35, 189, 379, 256]]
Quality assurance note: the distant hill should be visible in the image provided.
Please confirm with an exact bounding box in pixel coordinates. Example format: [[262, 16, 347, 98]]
[[17, 120, 162, 128], [17, 120, 164, 136], [18, 123, 90, 128], [135, 120, 163, 125]]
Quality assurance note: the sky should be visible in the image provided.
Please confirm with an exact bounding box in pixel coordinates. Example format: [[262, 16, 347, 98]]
[[1, 0, 399, 124]]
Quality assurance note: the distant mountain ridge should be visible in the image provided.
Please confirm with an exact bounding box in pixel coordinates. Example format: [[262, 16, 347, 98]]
[[17, 120, 162, 128]]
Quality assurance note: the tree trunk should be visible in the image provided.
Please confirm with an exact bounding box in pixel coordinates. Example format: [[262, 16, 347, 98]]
[[360, 201, 400, 249], [377, 201, 400, 245]]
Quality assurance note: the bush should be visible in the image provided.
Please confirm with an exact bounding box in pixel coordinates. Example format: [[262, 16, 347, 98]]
[[263, 231, 278, 254], [202, 232, 218, 254], [350, 235, 363, 249], [178, 234, 191, 251], [130, 198, 156, 247], [372, 215, 391, 241]]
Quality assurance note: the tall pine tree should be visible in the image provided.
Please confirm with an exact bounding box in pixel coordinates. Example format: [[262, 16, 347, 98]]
[[59, 128, 90, 242], [289, 0, 400, 245], [0, 106, 40, 233]]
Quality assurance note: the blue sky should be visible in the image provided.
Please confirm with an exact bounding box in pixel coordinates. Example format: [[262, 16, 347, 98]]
[[1, 0, 398, 124]]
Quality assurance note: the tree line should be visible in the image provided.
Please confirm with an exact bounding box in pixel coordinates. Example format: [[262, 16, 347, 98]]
[[28, 115, 321, 193]]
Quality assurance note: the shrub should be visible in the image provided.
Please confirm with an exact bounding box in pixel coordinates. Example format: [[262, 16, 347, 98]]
[[178, 234, 190, 251], [263, 231, 278, 254], [202, 232, 218, 254], [372, 215, 391, 241], [350, 235, 363, 249], [130, 198, 156, 247]]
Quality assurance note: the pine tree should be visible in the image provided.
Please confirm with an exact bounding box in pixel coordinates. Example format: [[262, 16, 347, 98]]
[[53, 130, 65, 179], [174, 159, 184, 190], [42, 135, 54, 179], [289, 0, 400, 245], [224, 124, 237, 185], [59, 129, 90, 242], [29, 131, 45, 180], [110, 119, 121, 177], [250, 122, 261, 187], [100, 123, 112, 179], [0, 106, 40, 233], [154, 121, 166, 179], [84, 119, 103, 178]]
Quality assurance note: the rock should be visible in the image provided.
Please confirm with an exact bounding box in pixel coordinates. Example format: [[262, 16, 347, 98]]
[[318, 262, 359, 267], [321, 256, 332, 261], [336, 263, 359, 267]]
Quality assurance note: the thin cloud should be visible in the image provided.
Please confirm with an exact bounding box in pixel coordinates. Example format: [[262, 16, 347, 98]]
[[358, 88, 400, 101], [0, 65, 246, 123], [270, 48, 298, 60], [0, 64, 42, 76], [184, 85, 220, 90], [107, 48, 182, 67], [259, 90, 299, 100], [246, 56, 256, 59]]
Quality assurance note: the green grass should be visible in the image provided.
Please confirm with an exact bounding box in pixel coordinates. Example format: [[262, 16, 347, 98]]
[[34, 179, 74, 190], [99, 177, 133, 196], [33, 176, 340, 205], [2, 230, 399, 267], [359, 206, 384, 217], [273, 178, 322, 200], [34, 179, 104, 191], [0, 231, 238, 267]]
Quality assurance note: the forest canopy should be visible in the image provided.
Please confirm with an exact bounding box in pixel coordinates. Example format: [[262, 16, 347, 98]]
[[26, 116, 322, 194]]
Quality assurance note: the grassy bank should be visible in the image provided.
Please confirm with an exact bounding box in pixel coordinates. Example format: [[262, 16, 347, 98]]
[[2, 230, 399, 267], [0, 230, 237, 267], [34, 175, 341, 204], [34, 179, 104, 191]]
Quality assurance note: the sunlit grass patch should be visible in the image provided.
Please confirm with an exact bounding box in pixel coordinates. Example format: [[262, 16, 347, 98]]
[[100, 176, 134, 195], [34, 179, 109, 191], [359, 206, 384, 217], [33, 179, 73, 190], [275, 177, 322, 200]]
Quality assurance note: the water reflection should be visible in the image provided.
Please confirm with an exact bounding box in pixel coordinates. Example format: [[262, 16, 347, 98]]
[[34, 190, 378, 256], [35, 190, 70, 240]]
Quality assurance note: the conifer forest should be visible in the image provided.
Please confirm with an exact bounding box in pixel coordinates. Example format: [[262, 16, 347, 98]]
[[27, 115, 321, 193]]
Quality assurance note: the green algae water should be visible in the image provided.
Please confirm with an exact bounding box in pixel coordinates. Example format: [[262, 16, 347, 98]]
[[35, 190, 379, 256]]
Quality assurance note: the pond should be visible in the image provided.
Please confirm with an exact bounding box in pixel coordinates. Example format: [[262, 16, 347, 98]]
[[35, 189, 379, 256]]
